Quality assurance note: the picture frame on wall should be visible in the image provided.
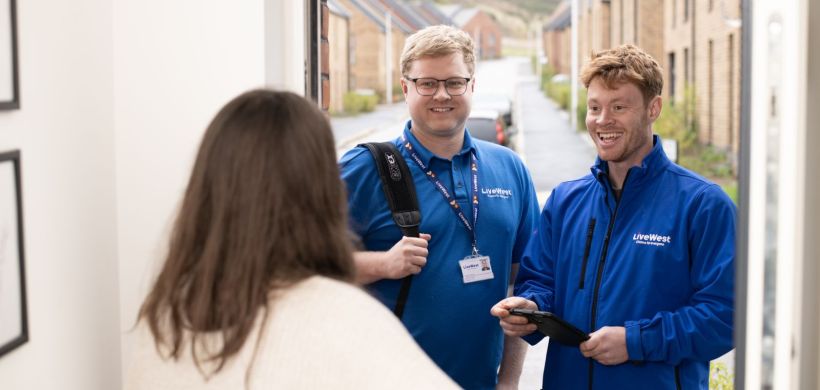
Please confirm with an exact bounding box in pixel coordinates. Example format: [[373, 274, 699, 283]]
[[0, 0, 19, 110], [0, 150, 28, 358]]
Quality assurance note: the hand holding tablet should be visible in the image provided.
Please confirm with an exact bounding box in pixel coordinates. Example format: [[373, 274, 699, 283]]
[[508, 308, 590, 346]]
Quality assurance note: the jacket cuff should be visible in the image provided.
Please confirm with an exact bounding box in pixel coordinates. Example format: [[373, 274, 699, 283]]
[[522, 331, 545, 346], [625, 320, 644, 361]]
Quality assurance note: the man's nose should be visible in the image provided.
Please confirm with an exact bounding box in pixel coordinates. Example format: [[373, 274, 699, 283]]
[[432, 81, 451, 100], [596, 108, 614, 125]]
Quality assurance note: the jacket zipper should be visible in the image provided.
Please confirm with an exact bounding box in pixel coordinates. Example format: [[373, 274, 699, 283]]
[[675, 366, 682, 390], [578, 218, 597, 289], [587, 172, 628, 390]]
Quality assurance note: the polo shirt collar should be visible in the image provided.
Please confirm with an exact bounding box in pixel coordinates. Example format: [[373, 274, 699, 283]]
[[399, 120, 477, 166]]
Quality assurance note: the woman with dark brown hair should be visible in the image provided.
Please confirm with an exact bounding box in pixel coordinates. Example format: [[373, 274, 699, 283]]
[[125, 90, 455, 389]]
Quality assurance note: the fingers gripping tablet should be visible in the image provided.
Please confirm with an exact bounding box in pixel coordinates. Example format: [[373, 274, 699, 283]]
[[509, 308, 590, 346]]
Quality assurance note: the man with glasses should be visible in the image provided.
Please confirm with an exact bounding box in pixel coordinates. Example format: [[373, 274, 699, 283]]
[[340, 25, 539, 389]]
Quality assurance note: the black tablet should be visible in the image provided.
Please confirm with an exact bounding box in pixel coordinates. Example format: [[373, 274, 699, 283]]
[[509, 308, 590, 346]]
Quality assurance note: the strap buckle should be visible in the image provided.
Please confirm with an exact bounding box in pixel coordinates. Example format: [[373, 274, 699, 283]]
[[393, 211, 421, 237]]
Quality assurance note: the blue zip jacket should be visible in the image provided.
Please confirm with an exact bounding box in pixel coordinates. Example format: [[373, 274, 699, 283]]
[[515, 136, 735, 389]]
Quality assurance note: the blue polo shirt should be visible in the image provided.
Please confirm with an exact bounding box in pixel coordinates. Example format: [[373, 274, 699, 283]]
[[339, 121, 539, 389]]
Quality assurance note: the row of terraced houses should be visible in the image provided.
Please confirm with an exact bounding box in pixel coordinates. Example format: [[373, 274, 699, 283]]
[[324, 0, 503, 112], [543, 0, 741, 157]]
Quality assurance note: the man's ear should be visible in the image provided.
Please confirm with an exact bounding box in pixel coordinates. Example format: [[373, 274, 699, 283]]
[[400, 78, 409, 97], [471, 77, 476, 93], [648, 96, 662, 121]]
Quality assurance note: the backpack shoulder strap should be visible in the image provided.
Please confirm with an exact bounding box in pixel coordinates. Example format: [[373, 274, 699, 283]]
[[358, 142, 421, 319], [358, 142, 421, 237]]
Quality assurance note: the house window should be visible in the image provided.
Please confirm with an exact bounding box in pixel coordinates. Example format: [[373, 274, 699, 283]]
[[633, 0, 638, 45], [672, 0, 677, 28], [349, 36, 356, 65], [729, 33, 735, 148], [620, 0, 624, 41], [668, 52, 676, 103], [708, 39, 714, 145]]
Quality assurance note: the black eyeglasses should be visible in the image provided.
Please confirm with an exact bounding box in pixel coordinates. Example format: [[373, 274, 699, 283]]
[[405, 77, 472, 96]]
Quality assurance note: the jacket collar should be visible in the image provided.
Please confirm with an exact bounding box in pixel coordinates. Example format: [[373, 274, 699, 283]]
[[398, 120, 477, 166], [590, 134, 671, 189]]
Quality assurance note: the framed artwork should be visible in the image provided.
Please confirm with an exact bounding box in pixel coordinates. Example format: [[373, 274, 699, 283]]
[[0, 150, 27, 358], [0, 0, 19, 110]]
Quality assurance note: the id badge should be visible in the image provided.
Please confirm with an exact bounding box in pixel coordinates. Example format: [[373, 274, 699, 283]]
[[459, 255, 494, 283]]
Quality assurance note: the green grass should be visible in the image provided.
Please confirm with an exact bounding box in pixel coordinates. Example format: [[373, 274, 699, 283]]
[[709, 361, 734, 389], [719, 181, 738, 205], [342, 91, 378, 114]]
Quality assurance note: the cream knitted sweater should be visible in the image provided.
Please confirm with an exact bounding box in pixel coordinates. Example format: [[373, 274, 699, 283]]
[[125, 276, 457, 389]]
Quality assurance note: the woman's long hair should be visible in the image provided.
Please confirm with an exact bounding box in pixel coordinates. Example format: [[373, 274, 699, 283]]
[[138, 89, 354, 373]]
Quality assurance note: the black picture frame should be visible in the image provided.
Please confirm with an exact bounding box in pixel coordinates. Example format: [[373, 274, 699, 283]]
[[0, 0, 20, 110], [0, 150, 27, 358]]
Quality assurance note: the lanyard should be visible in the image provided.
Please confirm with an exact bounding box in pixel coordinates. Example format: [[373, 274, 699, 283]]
[[400, 134, 480, 254]]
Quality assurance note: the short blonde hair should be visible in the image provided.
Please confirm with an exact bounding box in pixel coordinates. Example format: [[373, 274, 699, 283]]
[[580, 44, 663, 105], [400, 25, 476, 77]]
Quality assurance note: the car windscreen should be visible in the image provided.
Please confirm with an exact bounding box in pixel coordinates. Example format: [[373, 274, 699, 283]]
[[466, 118, 498, 144]]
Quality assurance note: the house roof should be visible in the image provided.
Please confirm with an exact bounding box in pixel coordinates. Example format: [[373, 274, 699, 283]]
[[328, 0, 351, 18], [378, 0, 429, 30], [348, 0, 387, 32], [436, 4, 461, 18], [360, 0, 415, 34], [544, 1, 571, 31], [412, 1, 453, 26], [449, 7, 480, 28]]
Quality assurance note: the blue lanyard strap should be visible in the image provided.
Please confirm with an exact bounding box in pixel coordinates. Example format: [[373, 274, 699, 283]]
[[400, 134, 480, 253]]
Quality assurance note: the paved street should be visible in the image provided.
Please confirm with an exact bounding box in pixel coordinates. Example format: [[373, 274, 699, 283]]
[[515, 71, 597, 205], [332, 102, 408, 154]]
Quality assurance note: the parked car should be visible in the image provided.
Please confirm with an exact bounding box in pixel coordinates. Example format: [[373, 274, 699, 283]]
[[472, 93, 514, 127], [466, 109, 515, 148]]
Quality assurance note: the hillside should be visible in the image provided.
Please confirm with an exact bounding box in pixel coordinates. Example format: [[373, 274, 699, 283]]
[[432, 0, 563, 38]]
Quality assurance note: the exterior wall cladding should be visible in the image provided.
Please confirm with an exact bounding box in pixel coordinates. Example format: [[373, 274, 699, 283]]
[[664, 0, 741, 154]]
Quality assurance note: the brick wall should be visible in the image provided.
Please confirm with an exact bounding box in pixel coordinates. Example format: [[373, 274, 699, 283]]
[[463, 11, 503, 59], [388, 23, 407, 103], [591, 1, 611, 53], [578, 1, 611, 67], [608, 0, 664, 85], [664, 0, 694, 103], [664, 0, 740, 153], [337, 0, 385, 96], [578, 4, 589, 66], [321, 1, 330, 110], [328, 9, 350, 113], [543, 27, 571, 76], [547, 0, 741, 155], [693, 0, 741, 153], [636, 0, 664, 74]]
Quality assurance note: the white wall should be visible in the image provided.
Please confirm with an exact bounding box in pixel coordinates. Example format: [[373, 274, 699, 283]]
[[265, 1, 306, 93], [802, 2, 820, 388], [0, 0, 270, 388], [0, 0, 120, 389], [113, 0, 267, 379]]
